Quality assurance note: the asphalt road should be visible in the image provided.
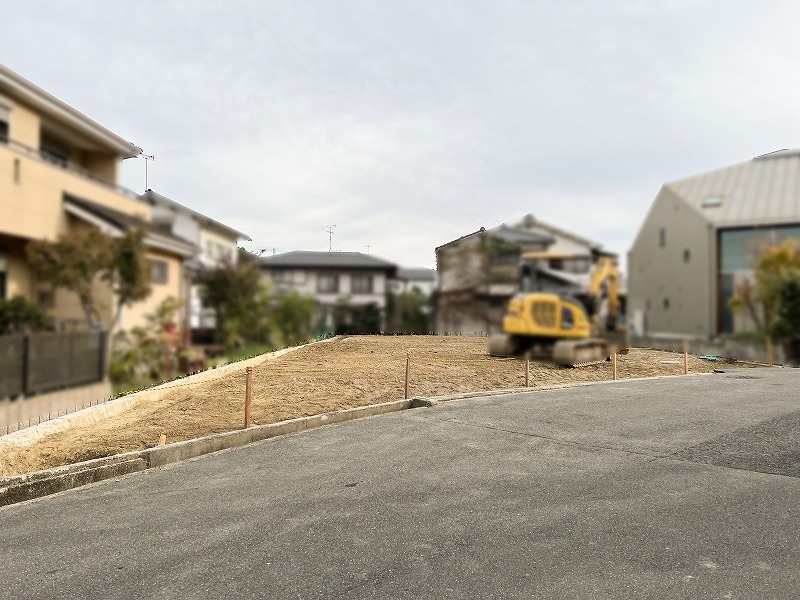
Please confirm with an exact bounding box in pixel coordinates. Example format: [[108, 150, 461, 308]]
[[2, 368, 799, 599]]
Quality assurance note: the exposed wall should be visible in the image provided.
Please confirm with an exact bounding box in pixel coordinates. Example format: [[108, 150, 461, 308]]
[[627, 187, 714, 338], [122, 250, 183, 331]]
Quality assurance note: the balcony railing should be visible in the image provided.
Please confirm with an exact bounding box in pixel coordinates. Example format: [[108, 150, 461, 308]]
[[0, 135, 139, 200]]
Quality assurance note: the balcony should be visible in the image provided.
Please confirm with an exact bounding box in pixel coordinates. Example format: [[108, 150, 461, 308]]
[[0, 135, 138, 200]]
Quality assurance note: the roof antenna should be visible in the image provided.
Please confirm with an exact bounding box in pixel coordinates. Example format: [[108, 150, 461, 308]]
[[364, 244, 371, 254], [141, 153, 155, 191], [324, 225, 336, 252]]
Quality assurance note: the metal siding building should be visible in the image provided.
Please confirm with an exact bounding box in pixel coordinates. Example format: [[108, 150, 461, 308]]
[[628, 150, 800, 339]]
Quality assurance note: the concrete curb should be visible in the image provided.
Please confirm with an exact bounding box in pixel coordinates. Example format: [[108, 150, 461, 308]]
[[0, 337, 341, 450], [1, 397, 412, 507], [0, 370, 724, 508]]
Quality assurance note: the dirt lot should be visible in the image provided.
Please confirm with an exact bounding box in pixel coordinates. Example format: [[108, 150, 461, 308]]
[[0, 335, 749, 478]]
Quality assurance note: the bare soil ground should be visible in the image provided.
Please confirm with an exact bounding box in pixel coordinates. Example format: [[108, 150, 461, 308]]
[[0, 335, 750, 478]]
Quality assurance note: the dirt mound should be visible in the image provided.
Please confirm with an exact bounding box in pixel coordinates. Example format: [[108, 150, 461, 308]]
[[0, 336, 744, 478]]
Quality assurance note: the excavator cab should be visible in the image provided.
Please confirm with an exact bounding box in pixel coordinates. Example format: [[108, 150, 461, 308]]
[[488, 253, 628, 365]]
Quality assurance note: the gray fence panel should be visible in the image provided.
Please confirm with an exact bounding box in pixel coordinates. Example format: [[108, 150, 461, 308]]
[[27, 333, 72, 394], [0, 334, 25, 398], [69, 332, 104, 385], [1, 332, 104, 397]]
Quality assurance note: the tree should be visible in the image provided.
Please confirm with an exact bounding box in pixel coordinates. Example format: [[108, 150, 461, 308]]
[[27, 228, 151, 332], [272, 290, 317, 347], [730, 239, 800, 333], [197, 257, 273, 349], [400, 287, 433, 333], [109, 297, 185, 389], [0, 296, 51, 335]]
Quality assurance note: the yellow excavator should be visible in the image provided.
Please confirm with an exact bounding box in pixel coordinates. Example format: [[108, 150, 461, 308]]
[[488, 253, 628, 365]]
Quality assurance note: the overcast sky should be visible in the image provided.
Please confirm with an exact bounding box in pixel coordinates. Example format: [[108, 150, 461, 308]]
[[3, 1, 800, 270]]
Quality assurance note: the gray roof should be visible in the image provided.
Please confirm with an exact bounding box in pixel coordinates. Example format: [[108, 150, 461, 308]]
[[436, 224, 553, 249], [665, 149, 800, 227], [488, 224, 554, 245], [139, 189, 251, 241], [514, 213, 603, 250], [397, 267, 436, 281], [0, 63, 141, 158], [261, 251, 398, 273], [64, 194, 198, 256]]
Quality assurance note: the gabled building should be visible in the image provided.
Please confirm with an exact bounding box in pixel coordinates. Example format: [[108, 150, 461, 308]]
[[388, 267, 437, 297], [139, 189, 251, 330], [435, 224, 554, 334], [628, 149, 800, 339], [0, 63, 194, 333], [260, 251, 397, 332], [435, 217, 614, 334]]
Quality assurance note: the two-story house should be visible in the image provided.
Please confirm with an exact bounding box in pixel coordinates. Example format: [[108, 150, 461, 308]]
[[435, 217, 615, 334], [0, 63, 195, 333], [435, 225, 553, 334], [139, 189, 251, 332], [260, 251, 397, 333]]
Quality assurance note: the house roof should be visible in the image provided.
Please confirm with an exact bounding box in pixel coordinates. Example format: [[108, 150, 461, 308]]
[[397, 267, 436, 282], [64, 194, 198, 257], [260, 251, 398, 273], [139, 189, 251, 241], [515, 213, 603, 250], [489, 224, 554, 245], [664, 149, 800, 227], [0, 64, 141, 158], [435, 224, 553, 250]]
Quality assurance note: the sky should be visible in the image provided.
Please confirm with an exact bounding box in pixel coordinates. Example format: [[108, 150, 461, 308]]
[[3, 1, 800, 271]]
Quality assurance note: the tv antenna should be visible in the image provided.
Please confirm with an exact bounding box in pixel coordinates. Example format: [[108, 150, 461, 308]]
[[364, 244, 371, 254], [141, 153, 155, 191], [324, 225, 336, 252]]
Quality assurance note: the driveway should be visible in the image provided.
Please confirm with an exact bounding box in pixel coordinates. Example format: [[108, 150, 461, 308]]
[[2, 368, 799, 599]]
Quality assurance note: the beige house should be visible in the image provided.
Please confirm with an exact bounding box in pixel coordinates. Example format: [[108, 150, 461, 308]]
[[139, 189, 251, 331], [628, 149, 800, 339], [0, 63, 192, 333]]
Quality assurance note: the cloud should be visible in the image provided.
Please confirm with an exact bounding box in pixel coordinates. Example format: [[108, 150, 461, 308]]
[[3, 0, 800, 270]]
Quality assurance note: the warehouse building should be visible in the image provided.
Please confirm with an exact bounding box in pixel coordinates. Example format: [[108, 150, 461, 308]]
[[628, 149, 800, 338]]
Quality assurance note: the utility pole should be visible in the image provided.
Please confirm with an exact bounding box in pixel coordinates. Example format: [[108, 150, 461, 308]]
[[324, 225, 336, 252]]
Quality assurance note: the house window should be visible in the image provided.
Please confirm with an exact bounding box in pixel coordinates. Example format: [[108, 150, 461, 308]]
[[663, 297, 670, 310], [38, 290, 55, 309], [271, 270, 293, 283], [659, 228, 666, 248], [0, 101, 9, 143], [683, 249, 691, 263], [317, 273, 339, 293], [150, 260, 169, 284], [351, 274, 373, 294], [490, 251, 518, 266], [40, 135, 69, 167]]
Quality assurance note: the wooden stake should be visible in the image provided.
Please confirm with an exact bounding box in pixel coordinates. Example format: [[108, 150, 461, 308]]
[[683, 339, 689, 375], [404, 355, 411, 399], [158, 434, 167, 445], [244, 367, 253, 429], [611, 346, 618, 380], [525, 352, 530, 387], [766, 336, 774, 367]]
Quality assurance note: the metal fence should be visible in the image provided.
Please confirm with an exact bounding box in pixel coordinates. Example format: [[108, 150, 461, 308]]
[[0, 331, 105, 399]]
